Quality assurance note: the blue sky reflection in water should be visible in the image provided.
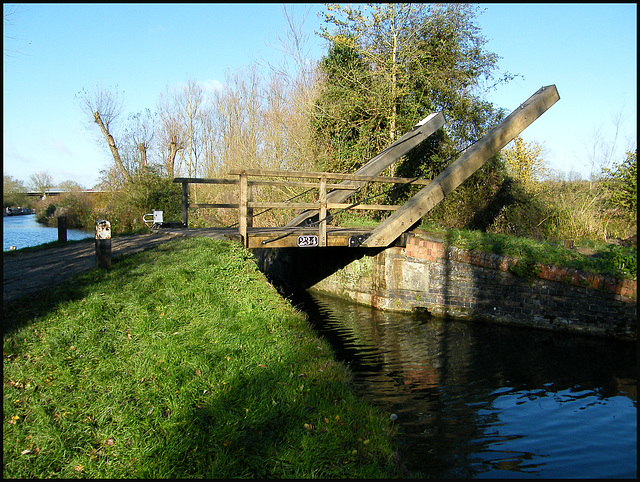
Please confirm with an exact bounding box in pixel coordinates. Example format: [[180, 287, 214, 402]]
[[471, 386, 636, 478], [294, 290, 637, 478], [3, 214, 92, 251]]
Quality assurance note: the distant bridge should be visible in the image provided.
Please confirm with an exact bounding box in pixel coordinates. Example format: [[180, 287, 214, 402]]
[[25, 189, 107, 199]]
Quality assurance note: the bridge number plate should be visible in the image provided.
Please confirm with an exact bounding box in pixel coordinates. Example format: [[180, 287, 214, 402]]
[[297, 235, 318, 247]]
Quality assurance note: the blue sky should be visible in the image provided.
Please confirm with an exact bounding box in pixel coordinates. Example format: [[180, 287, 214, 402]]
[[3, 3, 637, 188]]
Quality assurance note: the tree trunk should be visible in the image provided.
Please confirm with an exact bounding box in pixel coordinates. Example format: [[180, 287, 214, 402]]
[[389, 4, 398, 176], [137, 143, 147, 167], [93, 112, 132, 182], [167, 135, 178, 179], [390, 27, 397, 144]]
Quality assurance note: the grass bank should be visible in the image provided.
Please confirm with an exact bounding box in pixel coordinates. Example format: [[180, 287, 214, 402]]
[[338, 213, 636, 280], [3, 237, 402, 478], [442, 228, 636, 280]]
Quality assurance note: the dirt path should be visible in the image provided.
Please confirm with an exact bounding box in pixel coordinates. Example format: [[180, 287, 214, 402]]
[[3, 232, 180, 304]]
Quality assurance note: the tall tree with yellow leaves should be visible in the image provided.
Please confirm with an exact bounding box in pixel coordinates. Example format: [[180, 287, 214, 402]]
[[502, 136, 547, 191]]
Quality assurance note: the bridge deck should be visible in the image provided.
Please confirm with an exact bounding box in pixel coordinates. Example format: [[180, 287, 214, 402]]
[[155, 226, 381, 249]]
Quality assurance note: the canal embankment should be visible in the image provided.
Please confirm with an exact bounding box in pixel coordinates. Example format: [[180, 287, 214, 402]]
[[253, 232, 637, 341]]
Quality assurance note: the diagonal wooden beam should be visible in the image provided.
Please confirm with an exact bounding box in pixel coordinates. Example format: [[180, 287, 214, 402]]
[[361, 85, 560, 248], [286, 112, 445, 227]]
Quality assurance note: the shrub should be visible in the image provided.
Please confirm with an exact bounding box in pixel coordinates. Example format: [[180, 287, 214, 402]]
[[34, 200, 58, 225], [31, 168, 182, 234], [105, 167, 182, 233], [590, 243, 637, 279], [420, 155, 554, 238], [54, 191, 99, 229], [602, 149, 637, 215]]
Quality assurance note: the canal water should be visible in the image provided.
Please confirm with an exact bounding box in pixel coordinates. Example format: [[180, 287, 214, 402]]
[[291, 289, 637, 479], [3, 214, 93, 251]]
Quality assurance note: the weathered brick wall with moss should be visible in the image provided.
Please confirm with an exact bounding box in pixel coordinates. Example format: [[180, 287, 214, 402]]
[[253, 234, 636, 341], [398, 235, 636, 340]]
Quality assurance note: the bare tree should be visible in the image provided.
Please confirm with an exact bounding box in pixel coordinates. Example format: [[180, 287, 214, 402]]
[[58, 179, 85, 191], [179, 79, 207, 178], [581, 107, 627, 189], [123, 109, 156, 169], [158, 79, 208, 179], [3, 5, 28, 60], [157, 87, 186, 178], [264, 4, 320, 171], [77, 85, 132, 182], [29, 171, 53, 197]]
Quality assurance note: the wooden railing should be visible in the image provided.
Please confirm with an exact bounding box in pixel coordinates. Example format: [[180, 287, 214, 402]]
[[174, 169, 431, 247]]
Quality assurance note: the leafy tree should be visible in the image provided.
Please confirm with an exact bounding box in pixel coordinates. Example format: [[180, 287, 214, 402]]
[[104, 166, 182, 233], [602, 149, 637, 215], [3, 174, 28, 208], [318, 3, 430, 146], [312, 37, 375, 174], [502, 136, 548, 192], [313, 3, 514, 183]]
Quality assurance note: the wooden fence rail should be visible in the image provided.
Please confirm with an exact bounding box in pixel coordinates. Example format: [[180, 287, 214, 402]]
[[174, 170, 431, 247]]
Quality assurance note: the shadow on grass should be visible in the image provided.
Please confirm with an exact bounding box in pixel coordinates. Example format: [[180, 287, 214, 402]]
[[130, 356, 400, 479], [2, 253, 146, 337]]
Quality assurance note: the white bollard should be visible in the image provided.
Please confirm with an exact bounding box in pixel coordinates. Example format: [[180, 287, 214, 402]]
[[95, 219, 111, 268]]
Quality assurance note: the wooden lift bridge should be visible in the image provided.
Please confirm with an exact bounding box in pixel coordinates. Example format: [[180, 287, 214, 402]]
[[172, 85, 559, 250]]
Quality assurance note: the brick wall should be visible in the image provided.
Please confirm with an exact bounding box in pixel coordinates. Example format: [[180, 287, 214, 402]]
[[405, 236, 637, 299], [306, 234, 636, 341]]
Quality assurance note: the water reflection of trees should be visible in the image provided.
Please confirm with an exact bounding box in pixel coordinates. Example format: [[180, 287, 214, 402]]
[[300, 290, 637, 477]]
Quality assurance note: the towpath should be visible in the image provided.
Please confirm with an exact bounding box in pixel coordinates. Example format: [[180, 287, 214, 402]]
[[3, 232, 182, 304]]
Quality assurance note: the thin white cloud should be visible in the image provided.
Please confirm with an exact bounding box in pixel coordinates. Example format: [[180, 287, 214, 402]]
[[3, 142, 35, 171], [51, 139, 72, 156], [166, 79, 224, 97], [199, 79, 224, 94], [148, 24, 165, 33]]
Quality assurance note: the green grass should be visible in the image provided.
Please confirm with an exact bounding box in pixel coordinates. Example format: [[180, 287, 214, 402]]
[[337, 213, 636, 280], [334, 212, 380, 228], [3, 237, 402, 478], [442, 228, 636, 280]]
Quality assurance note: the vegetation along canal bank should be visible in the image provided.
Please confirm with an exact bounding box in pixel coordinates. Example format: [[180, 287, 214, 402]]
[[3, 237, 403, 478]]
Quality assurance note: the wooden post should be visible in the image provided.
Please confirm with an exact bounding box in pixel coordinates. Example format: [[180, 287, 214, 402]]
[[319, 175, 327, 247], [247, 181, 253, 230], [57, 214, 67, 243], [239, 172, 249, 248], [361, 85, 560, 248], [95, 220, 111, 269], [181, 182, 189, 227]]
